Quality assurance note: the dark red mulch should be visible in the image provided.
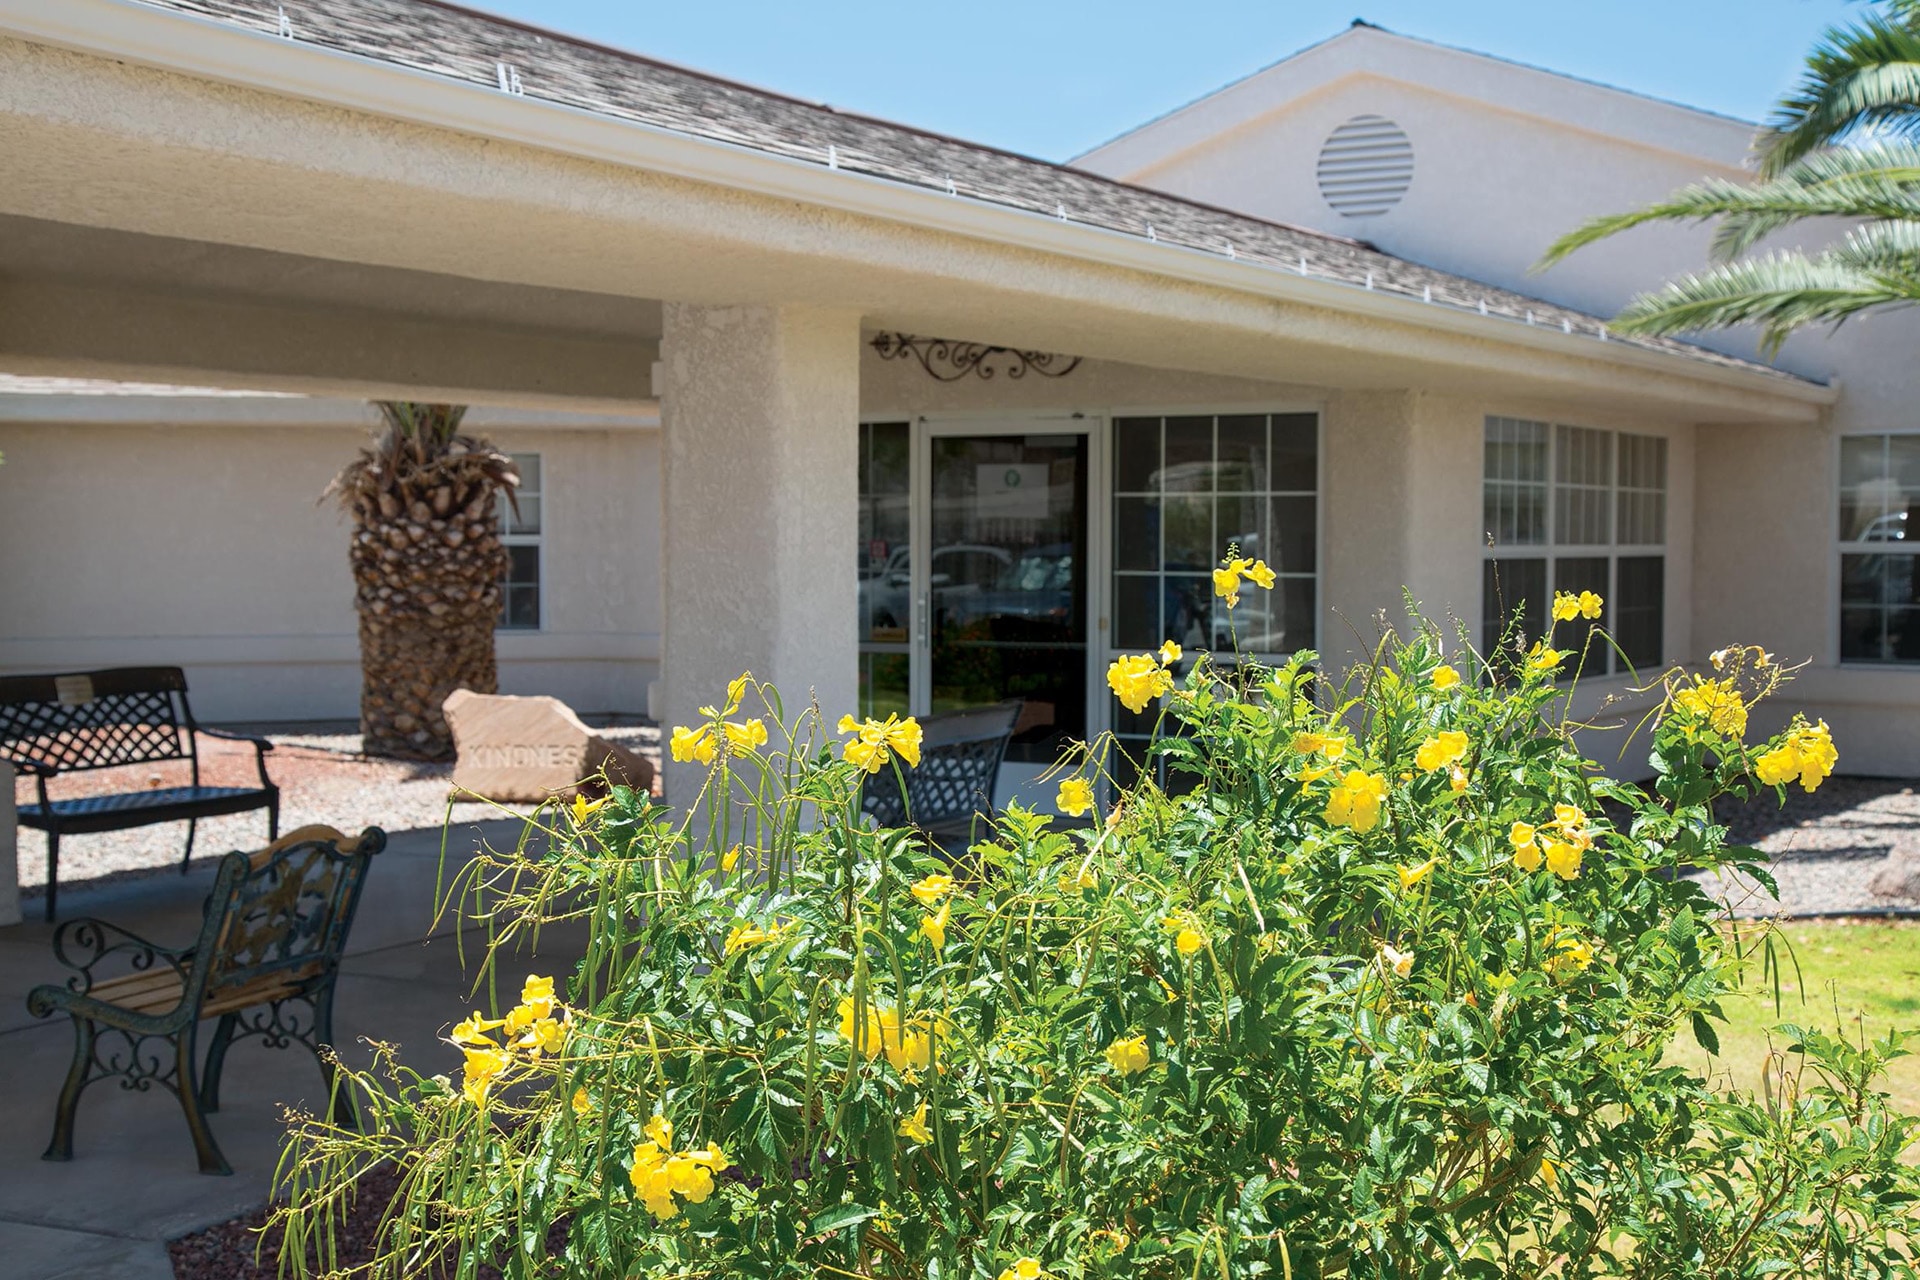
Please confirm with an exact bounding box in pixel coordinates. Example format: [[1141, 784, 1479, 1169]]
[[167, 1163, 562, 1280]]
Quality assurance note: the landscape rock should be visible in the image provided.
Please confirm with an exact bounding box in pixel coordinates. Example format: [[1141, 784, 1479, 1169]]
[[443, 689, 654, 803], [1866, 850, 1920, 902]]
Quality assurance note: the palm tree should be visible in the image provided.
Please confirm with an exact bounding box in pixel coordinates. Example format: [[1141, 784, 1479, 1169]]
[[1539, 0, 1920, 355], [328, 403, 519, 760]]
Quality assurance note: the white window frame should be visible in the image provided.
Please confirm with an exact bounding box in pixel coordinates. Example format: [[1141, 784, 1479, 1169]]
[[1836, 430, 1920, 666], [1480, 417, 1668, 676], [498, 450, 544, 632]]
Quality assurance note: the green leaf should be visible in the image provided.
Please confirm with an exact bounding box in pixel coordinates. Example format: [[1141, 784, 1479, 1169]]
[[810, 1203, 880, 1236], [1692, 1012, 1722, 1056]]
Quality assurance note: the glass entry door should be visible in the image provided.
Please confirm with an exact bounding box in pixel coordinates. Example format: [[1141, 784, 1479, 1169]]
[[859, 419, 1094, 810]]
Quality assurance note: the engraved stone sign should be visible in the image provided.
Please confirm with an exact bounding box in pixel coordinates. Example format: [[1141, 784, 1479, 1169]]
[[444, 688, 654, 803]]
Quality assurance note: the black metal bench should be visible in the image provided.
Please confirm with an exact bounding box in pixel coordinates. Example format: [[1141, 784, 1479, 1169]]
[[26, 824, 385, 1175], [861, 700, 1022, 845], [0, 667, 280, 919]]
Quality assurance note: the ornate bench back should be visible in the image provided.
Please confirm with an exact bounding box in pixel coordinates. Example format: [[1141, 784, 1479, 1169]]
[[199, 826, 386, 1000], [0, 666, 195, 776], [862, 700, 1022, 829]]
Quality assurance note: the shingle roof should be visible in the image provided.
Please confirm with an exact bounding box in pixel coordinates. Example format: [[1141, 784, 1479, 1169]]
[[132, 0, 1813, 387]]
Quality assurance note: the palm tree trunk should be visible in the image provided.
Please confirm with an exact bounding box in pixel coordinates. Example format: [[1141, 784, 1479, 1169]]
[[334, 405, 517, 760]]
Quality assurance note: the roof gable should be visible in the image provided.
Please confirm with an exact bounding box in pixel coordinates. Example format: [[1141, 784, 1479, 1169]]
[[1075, 22, 1758, 182]]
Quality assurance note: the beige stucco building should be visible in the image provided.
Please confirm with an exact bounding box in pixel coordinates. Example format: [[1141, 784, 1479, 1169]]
[[0, 4, 1905, 808]]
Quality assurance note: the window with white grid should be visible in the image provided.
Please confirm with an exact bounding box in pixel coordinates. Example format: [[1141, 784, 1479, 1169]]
[[497, 452, 542, 631], [1482, 418, 1665, 675], [1839, 433, 1920, 662]]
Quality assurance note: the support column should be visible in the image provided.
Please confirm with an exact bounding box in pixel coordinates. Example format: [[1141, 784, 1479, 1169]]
[[657, 303, 862, 803], [0, 763, 18, 927]]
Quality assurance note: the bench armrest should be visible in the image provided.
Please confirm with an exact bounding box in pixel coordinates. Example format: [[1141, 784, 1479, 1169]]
[[40, 917, 190, 999], [195, 726, 275, 753], [2, 752, 59, 779]]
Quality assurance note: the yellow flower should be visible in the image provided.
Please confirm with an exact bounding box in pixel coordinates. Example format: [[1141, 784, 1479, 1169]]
[[1547, 934, 1595, 973], [451, 1011, 504, 1047], [1108, 652, 1174, 714], [570, 794, 605, 826], [998, 1259, 1046, 1280], [1212, 566, 1243, 607], [461, 1046, 508, 1107], [1175, 926, 1206, 957], [645, 1114, 675, 1150], [1397, 858, 1437, 891], [1540, 1156, 1561, 1190], [1381, 943, 1415, 978], [1543, 836, 1583, 881], [519, 975, 556, 1020], [1105, 1034, 1151, 1076], [1324, 769, 1388, 833], [513, 1016, 564, 1056], [1056, 776, 1095, 817], [840, 714, 924, 772], [1551, 592, 1579, 623], [1413, 730, 1469, 773], [572, 1087, 592, 1117], [1578, 591, 1603, 619], [898, 1102, 933, 1145], [1158, 639, 1183, 665], [689, 1143, 730, 1172], [669, 724, 717, 765], [724, 673, 751, 714], [1672, 677, 1747, 739], [1510, 821, 1542, 873], [723, 717, 769, 756], [721, 844, 742, 872], [668, 1153, 716, 1203], [1244, 559, 1277, 590], [1756, 720, 1838, 792], [1449, 765, 1469, 794], [1527, 642, 1564, 673], [725, 922, 775, 954], [911, 873, 954, 906], [920, 901, 950, 953], [1431, 664, 1461, 691]]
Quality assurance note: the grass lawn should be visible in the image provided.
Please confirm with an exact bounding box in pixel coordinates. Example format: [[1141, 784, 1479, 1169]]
[[1666, 920, 1920, 1119]]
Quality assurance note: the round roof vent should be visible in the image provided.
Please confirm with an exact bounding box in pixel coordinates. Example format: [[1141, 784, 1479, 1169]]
[[1316, 114, 1413, 218]]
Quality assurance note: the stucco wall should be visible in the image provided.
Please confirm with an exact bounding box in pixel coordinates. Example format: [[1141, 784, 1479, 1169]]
[[0, 415, 660, 721]]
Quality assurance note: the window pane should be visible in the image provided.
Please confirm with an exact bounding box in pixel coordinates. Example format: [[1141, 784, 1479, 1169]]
[[1839, 553, 1920, 662], [1160, 494, 1214, 572], [1216, 414, 1267, 492], [1278, 577, 1316, 655], [1554, 556, 1610, 674], [1614, 555, 1664, 672], [1268, 496, 1316, 576], [1616, 433, 1667, 546], [1555, 425, 1612, 545], [1113, 574, 1159, 649], [858, 422, 912, 643], [859, 651, 910, 719], [1216, 493, 1265, 566], [1114, 417, 1161, 493], [502, 583, 540, 629], [1163, 416, 1214, 490], [1483, 558, 1547, 658], [1892, 436, 1920, 534], [1483, 417, 1548, 547], [1113, 496, 1157, 572], [1271, 413, 1319, 491], [1839, 435, 1894, 542], [1167, 574, 1214, 650]]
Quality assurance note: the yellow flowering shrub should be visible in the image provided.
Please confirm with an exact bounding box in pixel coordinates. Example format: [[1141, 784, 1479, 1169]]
[[275, 619, 1919, 1280]]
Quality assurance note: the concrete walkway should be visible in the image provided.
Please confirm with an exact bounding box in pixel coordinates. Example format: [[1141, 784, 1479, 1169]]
[[0, 819, 583, 1279]]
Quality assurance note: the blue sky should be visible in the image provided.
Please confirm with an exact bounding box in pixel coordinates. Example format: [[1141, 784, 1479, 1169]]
[[471, 0, 1860, 159]]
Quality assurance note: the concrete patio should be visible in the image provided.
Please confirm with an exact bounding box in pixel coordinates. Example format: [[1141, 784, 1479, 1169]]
[[0, 817, 583, 1280]]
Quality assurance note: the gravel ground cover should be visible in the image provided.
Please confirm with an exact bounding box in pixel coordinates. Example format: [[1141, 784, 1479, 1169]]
[[1692, 776, 1920, 917], [11, 719, 660, 898]]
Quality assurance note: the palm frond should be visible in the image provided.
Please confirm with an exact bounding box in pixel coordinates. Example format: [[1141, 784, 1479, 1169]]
[[1609, 249, 1920, 356], [1760, 9, 1920, 175], [1536, 147, 1920, 271]]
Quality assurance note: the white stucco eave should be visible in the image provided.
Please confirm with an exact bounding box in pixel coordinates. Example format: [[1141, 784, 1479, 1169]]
[[0, 0, 1836, 421]]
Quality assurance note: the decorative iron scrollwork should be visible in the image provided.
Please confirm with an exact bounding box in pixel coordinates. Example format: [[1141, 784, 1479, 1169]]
[[869, 332, 1082, 382]]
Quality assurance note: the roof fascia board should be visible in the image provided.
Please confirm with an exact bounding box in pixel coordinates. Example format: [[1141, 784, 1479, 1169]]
[[0, 390, 658, 427], [1080, 26, 1756, 178], [0, 0, 1831, 412]]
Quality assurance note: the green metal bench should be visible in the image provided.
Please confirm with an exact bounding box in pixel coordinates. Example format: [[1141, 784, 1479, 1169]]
[[26, 824, 385, 1175], [0, 666, 280, 920]]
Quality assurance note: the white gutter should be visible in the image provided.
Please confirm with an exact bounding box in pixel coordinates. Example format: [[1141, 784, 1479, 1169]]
[[0, 0, 1837, 410]]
